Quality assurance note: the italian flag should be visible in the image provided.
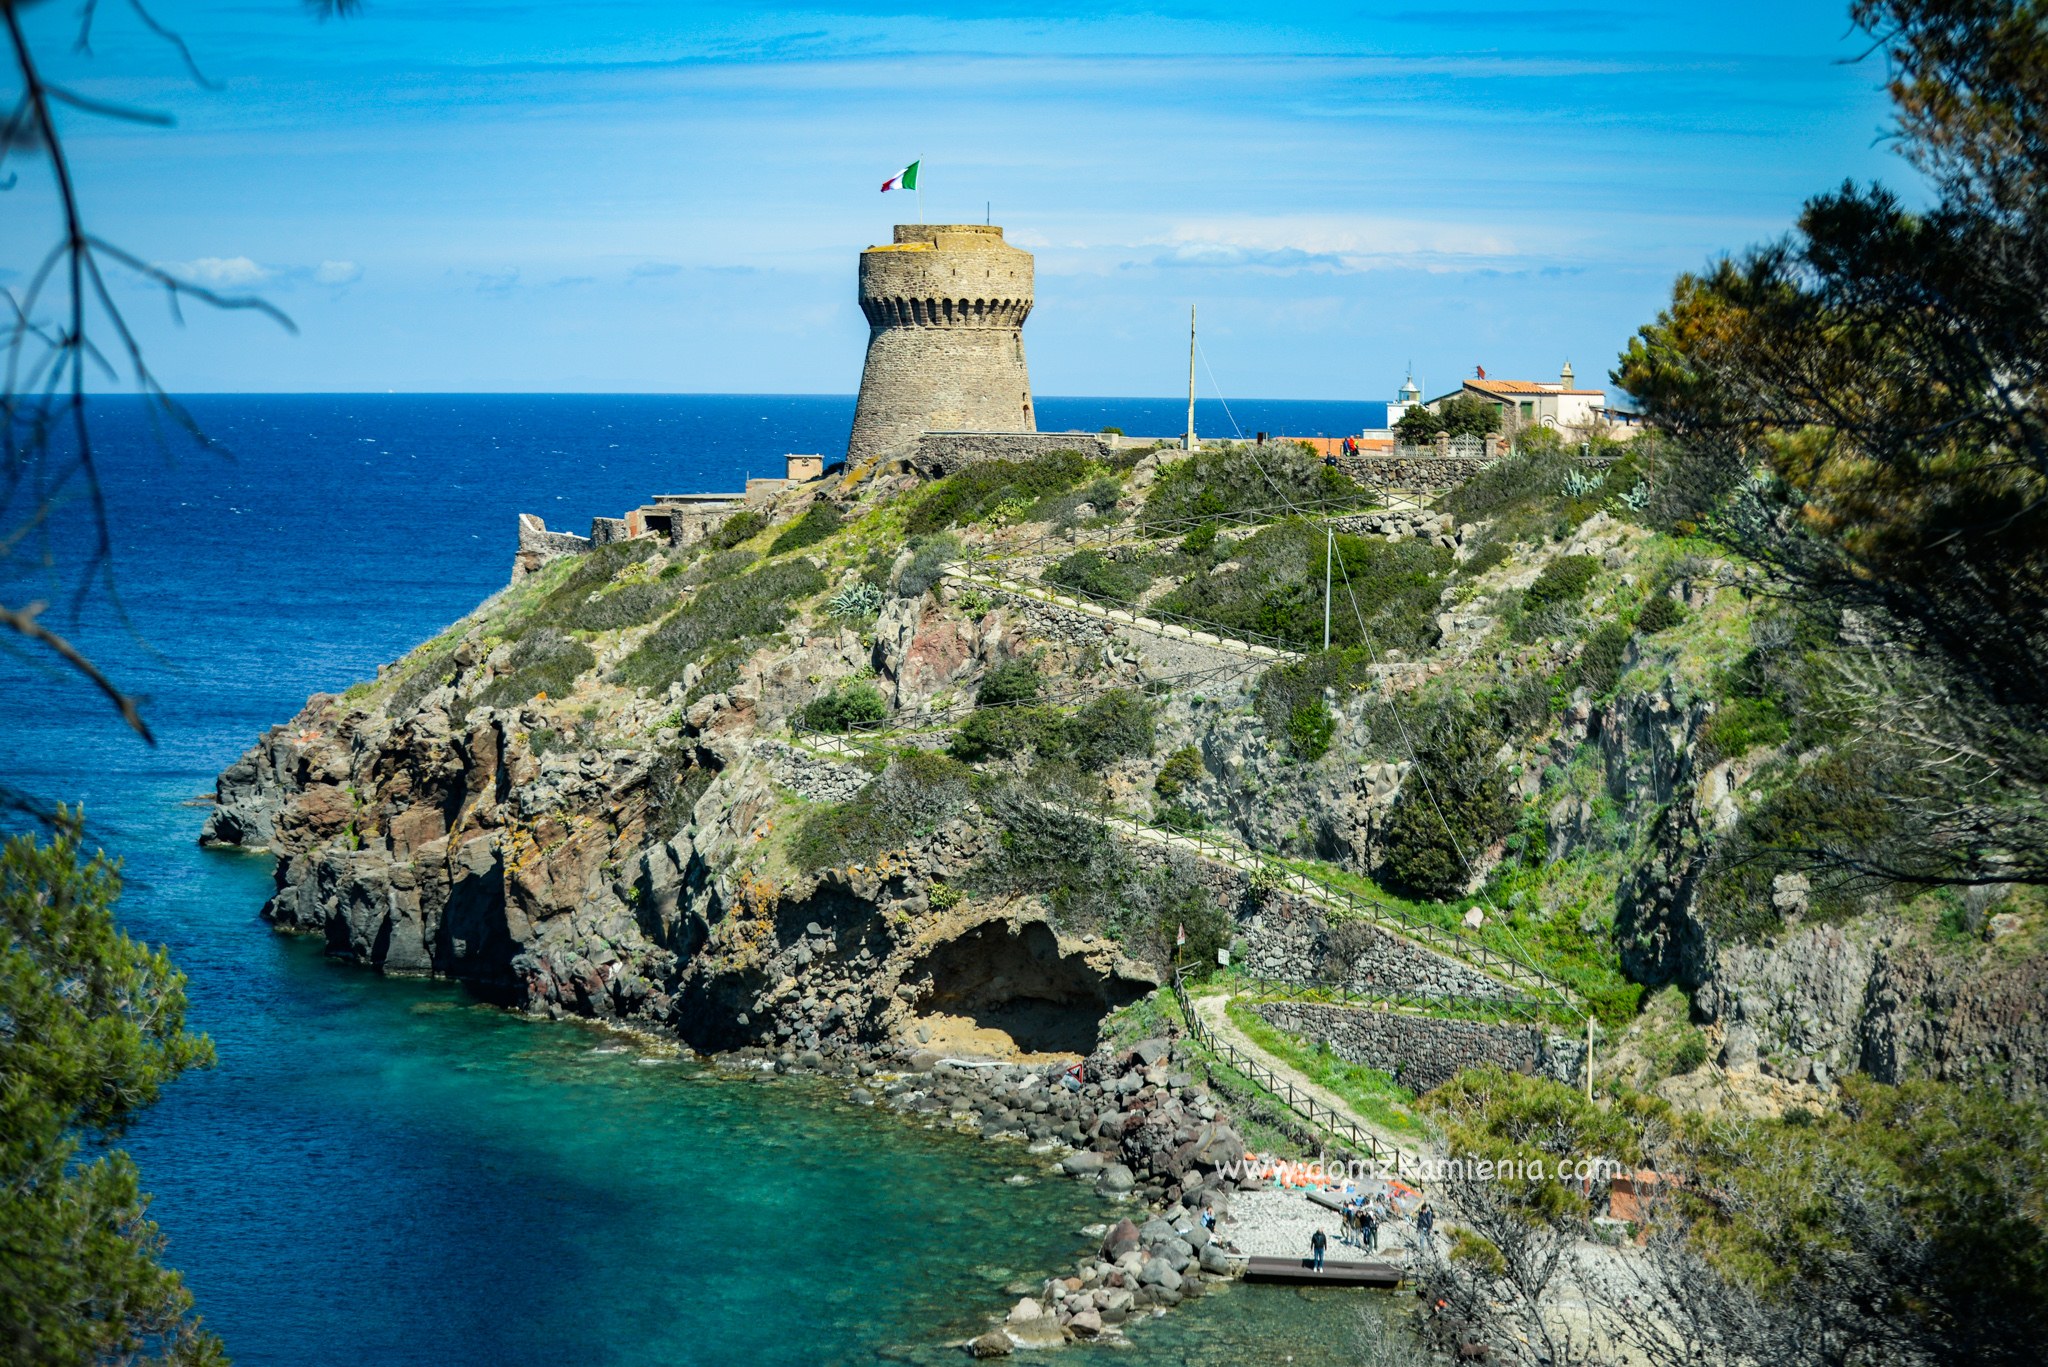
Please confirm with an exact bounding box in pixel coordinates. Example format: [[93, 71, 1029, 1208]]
[[880, 161, 919, 193]]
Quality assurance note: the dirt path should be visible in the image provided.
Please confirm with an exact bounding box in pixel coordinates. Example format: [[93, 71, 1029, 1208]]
[[1190, 989, 1431, 1166]]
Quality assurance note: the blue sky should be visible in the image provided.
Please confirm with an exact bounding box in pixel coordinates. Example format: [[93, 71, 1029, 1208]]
[[5, 1, 1908, 400]]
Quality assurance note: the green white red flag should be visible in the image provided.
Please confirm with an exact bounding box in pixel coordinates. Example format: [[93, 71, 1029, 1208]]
[[881, 161, 919, 193]]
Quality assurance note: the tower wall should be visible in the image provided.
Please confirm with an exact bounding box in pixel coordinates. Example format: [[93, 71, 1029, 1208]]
[[848, 224, 1035, 465]]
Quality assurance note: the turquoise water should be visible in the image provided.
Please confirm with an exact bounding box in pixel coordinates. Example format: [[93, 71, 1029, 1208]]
[[2, 396, 1403, 1363]]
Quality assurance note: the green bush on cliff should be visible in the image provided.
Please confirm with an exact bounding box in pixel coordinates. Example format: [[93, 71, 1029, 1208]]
[[708, 508, 769, 550], [904, 450, 1091, 535], [473, 628, 597, 711], [1044, 548, 1154, 604], [1635, 593, 1685, 634], [1572, 621, 1631, 698], [792, 751, 975, 871], [798, 679, 888, 733], [1523, 554, 1601, 612], [976, 658, 1043, 707], [1139, 442, 1370, 531], [896, 534, 959, 598], [1061, 689, 1156, 770], [767, 501, 843, 556], [1155, 521, 1448, 653], [1256, 648, 1377, 759], [559, 578, 675, 632], [1378, 712, 1515, 900], [615, 559, 827, 690], [950, 707, 1059, 762]]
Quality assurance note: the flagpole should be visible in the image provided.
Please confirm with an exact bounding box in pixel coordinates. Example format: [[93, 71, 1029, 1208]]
[[917, 156, 924, 225]]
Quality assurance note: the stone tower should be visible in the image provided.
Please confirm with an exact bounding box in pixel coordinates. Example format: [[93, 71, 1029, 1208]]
[[847, 224, 1035, 464]]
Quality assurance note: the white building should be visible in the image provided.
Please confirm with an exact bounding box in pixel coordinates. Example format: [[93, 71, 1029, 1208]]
[[1426, 362, 1625, 436]]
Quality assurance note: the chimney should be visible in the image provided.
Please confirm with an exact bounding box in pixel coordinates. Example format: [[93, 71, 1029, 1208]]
[[1560, 360, 1575, 390]]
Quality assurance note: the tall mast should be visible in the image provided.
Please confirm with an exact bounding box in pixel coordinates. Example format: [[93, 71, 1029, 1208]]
[[1186, 305, 1198, 452]]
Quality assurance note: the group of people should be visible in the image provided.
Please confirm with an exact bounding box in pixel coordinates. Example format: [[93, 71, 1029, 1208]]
[[1307, 1196, 1436, 1272]]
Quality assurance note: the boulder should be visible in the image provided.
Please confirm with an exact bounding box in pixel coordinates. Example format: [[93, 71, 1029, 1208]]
[[1097, 1163, 1135, 1194], [1068, 1309, 1103, 1338], [1138, 1216, 1178, 1245], [967, 1330, 1013, 1358], [1138, 1258, 1183, 1293], [1099, 1218, 1141, 1261], [1062, 1151, 1109, 1177]]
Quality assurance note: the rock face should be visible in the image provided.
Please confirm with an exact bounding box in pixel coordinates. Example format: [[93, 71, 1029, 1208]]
[[199, 680, 1154, 1056]]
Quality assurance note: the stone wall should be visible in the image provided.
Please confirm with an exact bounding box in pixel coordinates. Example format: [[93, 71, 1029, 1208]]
[[1252, 1000, 1587, 1092], [909, 430, 1123, 478], [1334, 453, 1495, 492], [1236, 889, 1515, 1000], [514, 513, 591, 580]]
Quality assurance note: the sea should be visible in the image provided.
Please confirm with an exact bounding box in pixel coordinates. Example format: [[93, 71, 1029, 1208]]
[[0, 394, 1403, 1367]]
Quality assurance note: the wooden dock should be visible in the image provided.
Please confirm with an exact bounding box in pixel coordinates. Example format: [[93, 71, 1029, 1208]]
[[1241, 1256, 1403, 1288]]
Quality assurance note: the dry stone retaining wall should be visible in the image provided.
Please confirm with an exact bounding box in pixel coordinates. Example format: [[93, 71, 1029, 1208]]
[[1238, 889, 1515, 1000], [1252, 999, 1586, 1092]]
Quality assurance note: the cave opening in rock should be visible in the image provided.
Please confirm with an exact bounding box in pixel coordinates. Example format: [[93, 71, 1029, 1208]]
[[909, 920, 1151, 1057]]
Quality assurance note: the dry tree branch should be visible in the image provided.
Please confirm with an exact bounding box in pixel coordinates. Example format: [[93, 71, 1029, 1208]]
[[0, 0, 298, 746]]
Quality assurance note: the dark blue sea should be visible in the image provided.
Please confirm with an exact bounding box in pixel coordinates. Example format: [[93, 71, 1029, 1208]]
[[0, 394, 1394, 1366]]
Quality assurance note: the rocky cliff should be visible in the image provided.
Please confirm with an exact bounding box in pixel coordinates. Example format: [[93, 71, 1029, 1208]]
[[202, 437, 2048, 1107]]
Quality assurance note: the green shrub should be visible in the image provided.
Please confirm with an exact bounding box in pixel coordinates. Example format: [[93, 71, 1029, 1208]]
[[792, 752, 976, 871], [1378, 713, 1515, 900], [977, 658, 1043, 708], [709, 509, 769, 550], [1699, 696, 1791, 763], [971, 786, 1214, 967], [473, 628, 596, 711], [1439, 443, 1583, 524], [799, 679, 888, 733], [1063, 689, 1156, 770], [1033, 476, 1125, 532], [516, 539, 662, 632], [1523, 554, 1601, 612], [897, 535, 960, 598], [1672, 1034, 1710, 1074], [1636, 593, 1685, 634], [559, 578, 675, 632], [1140, 443, 1370, 530], [904, 450, 1092, 535], [1154, 745, 1204, 800], [1155, 521, 1449, 652], [685, 547, 757, 585], [1573, 621, 1631, 698], [1044, 548, 1154, 604], [1179, 521, 1219, 556], [1255, 648, 1374, 749], [768, 501, 843, 556], [1459, 537, 1511, 578], [949, 706, 1058, 761], [1286, 701, 1337, 761], [614, 559, 826, 689]]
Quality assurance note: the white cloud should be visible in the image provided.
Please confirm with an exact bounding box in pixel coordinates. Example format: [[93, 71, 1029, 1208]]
[[313, 260, 363, 286], [162, 255, 275, 287]]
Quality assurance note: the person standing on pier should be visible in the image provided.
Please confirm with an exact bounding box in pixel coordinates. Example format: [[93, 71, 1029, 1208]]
[[1310, 1227, 1328, 1272]]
